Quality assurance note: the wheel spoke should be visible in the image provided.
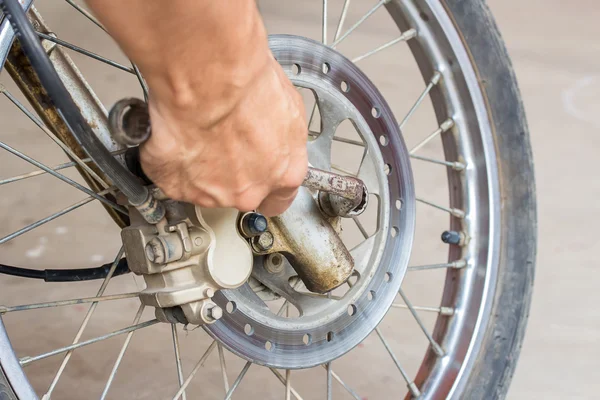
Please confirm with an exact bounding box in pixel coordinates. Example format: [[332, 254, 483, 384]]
[[319, 365, 362, 400], [331, 163, 356, 176], [334, 0, 352, 40], [410, 154, 465, 170], [40, 247, 124, 398], [352, 29, 416, 63], [326, 363, 332, 400], [390, 303, 455, 316], [0, 149, 127, 186], [99, 303, 146, 400], [399, 71, 441, 130], [352, 216, 369, 239], [408, 260, 467, 271], [416, 197, 465, 218], [398, 289, 445, 357], [223, 361, 252, 400], [409, 118, 454, 154], [374, 327, 421, 397], [270, 369, 305, 400], [0, 186, 115, 245], [2, 88, 112, 190], [332, 136, 364, 147], [22, 319, 157, 367], [332, 0, 387, 48], [0, 292, 138, 314], [36, 32, 134, 74], [218, 344, 230, 396], [65, 0, 106, 32], [322, 0, 328, 45], [172, 341, 217, 400], [0, 140, 127, 214], [286, 369, 292, 400], [172, 325, 187, 400]]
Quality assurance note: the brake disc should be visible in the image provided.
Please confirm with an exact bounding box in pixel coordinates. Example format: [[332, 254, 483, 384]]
[[205, 35, 416, 369]]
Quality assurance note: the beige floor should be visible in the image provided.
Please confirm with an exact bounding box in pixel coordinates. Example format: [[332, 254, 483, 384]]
[[0, 0, 598, 399]]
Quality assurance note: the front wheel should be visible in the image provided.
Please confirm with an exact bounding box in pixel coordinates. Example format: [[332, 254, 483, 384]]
[[0, 0, 535, 398]]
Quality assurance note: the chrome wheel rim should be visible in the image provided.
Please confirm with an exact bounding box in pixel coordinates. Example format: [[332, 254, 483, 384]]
[[0, 1, 501, 398]]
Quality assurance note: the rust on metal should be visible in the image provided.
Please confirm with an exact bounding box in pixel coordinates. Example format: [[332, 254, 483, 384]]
[[5, 36, 128, 228]]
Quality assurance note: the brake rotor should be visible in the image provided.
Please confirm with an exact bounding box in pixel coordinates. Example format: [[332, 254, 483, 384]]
[[205, 34, 415, 369]]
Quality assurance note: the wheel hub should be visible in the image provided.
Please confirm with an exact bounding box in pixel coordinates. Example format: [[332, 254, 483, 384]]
[[205, 35, 416, 368]]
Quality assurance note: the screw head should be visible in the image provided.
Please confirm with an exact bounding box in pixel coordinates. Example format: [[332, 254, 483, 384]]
[[209, 306, 223, 321], [145, 238, 166, 264], [253, 231, 274, 251]]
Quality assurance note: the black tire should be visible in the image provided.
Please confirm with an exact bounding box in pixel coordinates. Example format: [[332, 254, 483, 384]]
[[442, 0, 537, 398]]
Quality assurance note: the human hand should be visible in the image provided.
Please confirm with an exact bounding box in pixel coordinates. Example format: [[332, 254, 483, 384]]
[[139, 56, 308, 216]]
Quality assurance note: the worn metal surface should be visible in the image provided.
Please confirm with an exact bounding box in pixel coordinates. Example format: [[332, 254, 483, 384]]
[[258, 187, 355, 294], [4, 7, 128, 228], [303, 167, 366, 215], [205, 34, 415, 369], [122, 201, 253, 325]]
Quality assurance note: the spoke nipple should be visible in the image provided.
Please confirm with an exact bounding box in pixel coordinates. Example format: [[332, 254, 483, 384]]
[[403, 28, 418, 40], [441, 118, 454, 131], [0, 84, 5, 93], [452, 259, 468, 269], [440, 306, 455, 316], [452, 162, 466, 171], [0, 306, 6, 314], [433, 343, 446, 357], [450, 208, 465, 219], [407, 382, 421, 398], [441, 230, 461, 245], [431, 71, 442, 85]]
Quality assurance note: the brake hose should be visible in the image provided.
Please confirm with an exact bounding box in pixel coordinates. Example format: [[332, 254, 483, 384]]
[[0, 0, 149, 205]]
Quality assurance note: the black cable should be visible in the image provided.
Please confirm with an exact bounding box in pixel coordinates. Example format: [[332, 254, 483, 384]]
[[0, 259, 130, 282], [0, 0, 149, 205]]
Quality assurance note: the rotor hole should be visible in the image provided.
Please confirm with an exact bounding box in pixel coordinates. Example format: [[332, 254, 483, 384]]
[[379, 135, 389, 146], [226, 301, 237, 314], [372, 107, 381, 118], [244, 324, 254, 336], [347, 304, 357, 316], [292, 64, 301, 75], [326, 331, 334, 342], [391, 227, 399, 238], [368, 290, 376, 301], [384, 163, 392, 175], [302, 333, 312, 345], [322, 62, 331, 74], [341, 81, 350, 93], [384, 272, 392, 282], [265, 341, 273, 351], [395, 199, 403, 210]]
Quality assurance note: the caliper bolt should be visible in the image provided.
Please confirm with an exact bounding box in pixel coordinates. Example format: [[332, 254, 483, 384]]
[[252, 231, 274, 252], [441, 230, 461, 245], [208, 306, 223, 321], [240, 212, 268, 237], [145, 237, 166, 264]]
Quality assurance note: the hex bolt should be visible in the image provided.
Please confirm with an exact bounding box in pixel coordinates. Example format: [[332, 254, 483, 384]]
[[240, 212, 268, 237], [208, 306, 223, 321], [441, 230, 461, 245], [145, 237, 166, 264], [253, 231, 274, 252]]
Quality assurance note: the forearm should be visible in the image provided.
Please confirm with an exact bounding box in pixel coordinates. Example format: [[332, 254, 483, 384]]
[[86, 0, 271, 126]]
